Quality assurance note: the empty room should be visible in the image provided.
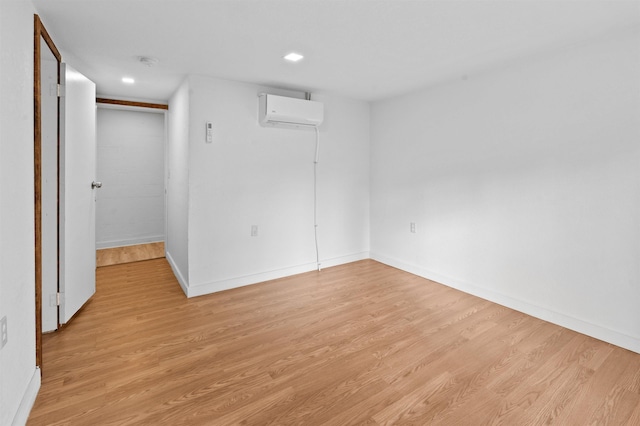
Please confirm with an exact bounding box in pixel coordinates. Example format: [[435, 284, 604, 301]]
[[1, 0, 639, 425]]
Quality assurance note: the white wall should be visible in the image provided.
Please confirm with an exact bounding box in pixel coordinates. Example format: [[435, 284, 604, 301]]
[[180, 75, 370, 296], [96, 107, 165, 248], [166, 80, 190, 289], [0, 1, 41, 425], [370, 28, 640, 353]]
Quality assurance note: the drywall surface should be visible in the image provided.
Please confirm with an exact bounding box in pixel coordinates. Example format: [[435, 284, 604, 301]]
[[96, 107, 165, 248], [0, 1, 40, 424], [185, 76, 370, 295], [370, 28, 640, 352], [166, 79, 190, 289]]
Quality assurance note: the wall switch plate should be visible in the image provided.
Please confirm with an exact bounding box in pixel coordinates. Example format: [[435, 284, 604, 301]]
[[410, 222, 417, 233], [251, 225, 258, 237], [1, 316, 7, 350]]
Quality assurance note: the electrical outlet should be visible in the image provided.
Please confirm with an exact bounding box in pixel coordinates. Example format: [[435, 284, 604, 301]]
[[410, 222, 417, 233], [251, 225, 258, 237], [1, 316, 7, 350]]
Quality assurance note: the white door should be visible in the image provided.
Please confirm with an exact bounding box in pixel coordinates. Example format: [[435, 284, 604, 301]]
[[59, 63, 97, 324]]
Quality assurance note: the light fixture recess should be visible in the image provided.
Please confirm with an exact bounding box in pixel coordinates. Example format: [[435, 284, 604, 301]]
[[284, 52, 304, 62], [122, 77, 135, 84]]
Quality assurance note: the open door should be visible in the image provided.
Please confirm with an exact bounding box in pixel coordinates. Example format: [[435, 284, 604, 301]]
[[59, 63, 97, 324]]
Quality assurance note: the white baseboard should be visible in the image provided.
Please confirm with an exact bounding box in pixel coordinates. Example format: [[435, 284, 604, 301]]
[[371, 252, 640, 354], [186, 252, 370, 298], [96, 236, 164, 250], [165, 251, 189, 297], [13, 367, 41, 426]]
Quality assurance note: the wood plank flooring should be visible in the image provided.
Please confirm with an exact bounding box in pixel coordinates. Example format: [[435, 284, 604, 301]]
[[96, 242, 164, 267], [28, 259, 640, 425]]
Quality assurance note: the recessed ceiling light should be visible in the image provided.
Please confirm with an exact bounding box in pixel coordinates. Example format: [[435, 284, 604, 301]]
[[122, 77, 135, 84], [284, 52, 304, 62]]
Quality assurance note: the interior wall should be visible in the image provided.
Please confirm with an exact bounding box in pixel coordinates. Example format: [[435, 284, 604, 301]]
[[96, 107, 166, 248], [166, 79, 190, 288], [370, 27, 640, 353], [0, 1, 40, 425], [184, 75, 370, 296]]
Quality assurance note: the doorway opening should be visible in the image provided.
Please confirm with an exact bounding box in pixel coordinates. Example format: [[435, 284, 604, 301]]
[[94, 99, 168, 267], [34, 15, 99, 370], [33, 14, 61, 369]]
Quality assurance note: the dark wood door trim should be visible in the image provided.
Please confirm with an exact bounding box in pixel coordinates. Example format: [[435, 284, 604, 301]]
[[96, 98, 168, 110]]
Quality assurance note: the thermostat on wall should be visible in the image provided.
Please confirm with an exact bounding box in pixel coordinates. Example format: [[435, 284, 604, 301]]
[[206, 122, 213, 143]]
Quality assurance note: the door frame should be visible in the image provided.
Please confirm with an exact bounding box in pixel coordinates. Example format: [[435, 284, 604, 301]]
[[34, 14, 61, 370]]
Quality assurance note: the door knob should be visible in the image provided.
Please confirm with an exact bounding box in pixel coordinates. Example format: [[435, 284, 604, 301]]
[[91, 181, 102, 189]]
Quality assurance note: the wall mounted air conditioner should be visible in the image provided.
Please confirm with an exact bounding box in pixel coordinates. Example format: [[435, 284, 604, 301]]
[[258, 93, 324, 128]]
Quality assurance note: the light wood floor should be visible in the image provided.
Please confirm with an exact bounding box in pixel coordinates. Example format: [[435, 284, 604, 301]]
[[96, 242, 164, 267], [28, 259, 640, 425]]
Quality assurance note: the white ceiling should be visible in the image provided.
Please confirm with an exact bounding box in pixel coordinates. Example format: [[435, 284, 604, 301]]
[[32, 0, 640, 103]]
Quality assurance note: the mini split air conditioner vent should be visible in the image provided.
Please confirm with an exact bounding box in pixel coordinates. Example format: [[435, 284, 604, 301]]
[[258, 93, 324, 128]]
